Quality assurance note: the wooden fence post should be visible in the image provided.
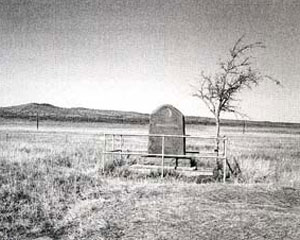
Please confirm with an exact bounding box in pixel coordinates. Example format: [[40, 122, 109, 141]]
[[36, 111, 39, 130]]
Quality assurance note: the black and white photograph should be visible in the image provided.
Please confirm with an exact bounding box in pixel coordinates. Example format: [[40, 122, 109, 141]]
[[0, 0, 300, 239]]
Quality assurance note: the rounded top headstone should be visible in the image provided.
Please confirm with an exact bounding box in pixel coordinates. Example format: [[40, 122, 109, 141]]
[[151, 104, 183, 117], [148, 104, 186, 155]]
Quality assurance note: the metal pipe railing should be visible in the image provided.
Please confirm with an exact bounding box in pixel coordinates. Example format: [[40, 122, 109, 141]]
[[102, 133, 228, 182], [105, 132, 227, 140]]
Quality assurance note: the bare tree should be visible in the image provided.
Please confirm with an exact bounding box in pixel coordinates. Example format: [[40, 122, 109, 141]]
[[193, 36, 280, 170]]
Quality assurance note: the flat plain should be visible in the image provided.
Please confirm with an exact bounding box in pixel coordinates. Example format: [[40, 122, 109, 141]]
[[1, 119, 300, 239]]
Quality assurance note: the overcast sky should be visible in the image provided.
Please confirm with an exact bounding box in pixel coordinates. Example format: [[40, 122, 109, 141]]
[[0, 0, 300, 122]]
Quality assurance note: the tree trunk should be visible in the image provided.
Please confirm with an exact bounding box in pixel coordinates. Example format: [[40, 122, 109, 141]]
[[215, 114, 223, 174]]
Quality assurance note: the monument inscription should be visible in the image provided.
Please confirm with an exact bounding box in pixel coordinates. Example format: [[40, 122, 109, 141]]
[[148, 104, 185, 155]]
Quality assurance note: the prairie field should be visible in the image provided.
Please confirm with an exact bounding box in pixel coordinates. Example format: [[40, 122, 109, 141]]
[[1, 119, 300, 240]]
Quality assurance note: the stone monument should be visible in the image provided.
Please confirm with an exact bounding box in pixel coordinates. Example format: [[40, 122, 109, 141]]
[[148, 104, 185, 155]]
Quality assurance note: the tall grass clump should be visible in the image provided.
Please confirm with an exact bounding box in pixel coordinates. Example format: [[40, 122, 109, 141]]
[[232, 156, 275, 183]]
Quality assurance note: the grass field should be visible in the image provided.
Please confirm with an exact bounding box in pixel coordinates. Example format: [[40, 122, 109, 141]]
[[1, 120, 300, 239]]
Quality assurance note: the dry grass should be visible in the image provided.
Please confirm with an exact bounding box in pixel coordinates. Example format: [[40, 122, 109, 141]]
[[54, 180, 300, 240], [227, 135, 300, 187], [1, 123, 300, 239]]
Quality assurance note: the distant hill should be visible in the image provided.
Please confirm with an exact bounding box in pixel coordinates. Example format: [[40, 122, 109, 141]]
[[0, 103, 149, 124], [0, 103, 299, 128]]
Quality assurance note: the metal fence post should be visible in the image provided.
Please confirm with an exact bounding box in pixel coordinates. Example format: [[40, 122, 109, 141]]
[[223, 138, 227, 183], [161, 136, 165, 179], [120, 134, 124, 164], [102, 134, 106, 172], [112, 134, 114, 152]]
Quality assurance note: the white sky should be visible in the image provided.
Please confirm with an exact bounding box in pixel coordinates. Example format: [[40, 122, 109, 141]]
[[1, 0, 300, 122]]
